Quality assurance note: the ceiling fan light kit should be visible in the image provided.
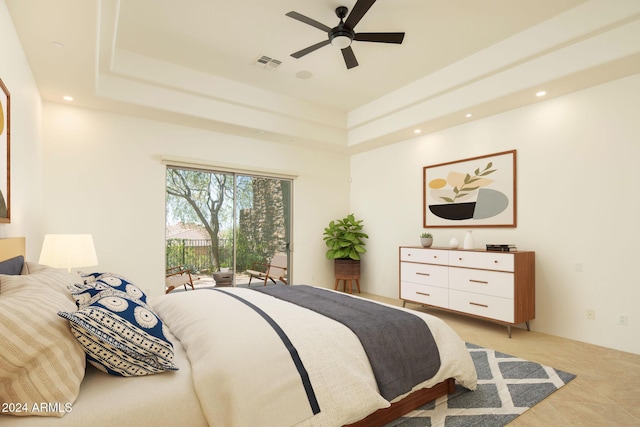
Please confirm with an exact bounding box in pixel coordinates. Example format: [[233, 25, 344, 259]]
[[330, 31, 353, 49], [286, 0, 405, 69]]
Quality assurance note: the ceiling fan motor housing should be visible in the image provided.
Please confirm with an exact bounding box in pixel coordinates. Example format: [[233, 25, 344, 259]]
[[329, 6, 354, 47], [329, 27, 354, 46]]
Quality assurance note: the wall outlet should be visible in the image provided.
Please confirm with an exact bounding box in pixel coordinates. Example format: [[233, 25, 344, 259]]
[[586, 309, 595, 320], [575, 263, 583, 272], [618, 315, 628, 326]]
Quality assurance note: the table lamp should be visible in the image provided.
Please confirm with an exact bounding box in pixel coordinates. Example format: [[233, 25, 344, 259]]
[[39, 234, 98, 273]]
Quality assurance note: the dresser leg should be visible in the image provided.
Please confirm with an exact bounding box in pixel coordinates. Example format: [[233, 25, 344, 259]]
[[526, 321, 530, 331], [507, 325, 512, 339]]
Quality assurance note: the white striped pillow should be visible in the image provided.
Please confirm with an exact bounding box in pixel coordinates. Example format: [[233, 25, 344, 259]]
[[0, 268, 86, 417]]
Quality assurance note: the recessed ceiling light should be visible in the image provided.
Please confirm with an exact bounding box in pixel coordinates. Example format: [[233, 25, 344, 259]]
[[536, 91, 547, 97], [295, 70, 313, 80], [465, 113, 473, 118], [414, 129, 422, 134], [63, 96, 74, 101]]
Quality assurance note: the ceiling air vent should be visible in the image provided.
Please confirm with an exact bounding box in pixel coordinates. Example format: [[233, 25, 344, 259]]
[[253, 55, 282, 71]]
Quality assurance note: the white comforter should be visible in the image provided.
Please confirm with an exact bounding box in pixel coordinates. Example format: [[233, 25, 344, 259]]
[[151, 287, 477, 427], [1, 286, 475, 427]]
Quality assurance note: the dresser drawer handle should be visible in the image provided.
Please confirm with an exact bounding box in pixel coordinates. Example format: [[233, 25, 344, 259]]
[[469, 279, 489, 284], [416, 272, 431, 277], [416, 292, 431, 297], [469, 302, 489, 308]]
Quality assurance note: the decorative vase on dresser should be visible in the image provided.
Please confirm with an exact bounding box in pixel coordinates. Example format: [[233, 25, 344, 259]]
[[463, 230, 475, 249], [399, 246, 535, 338]]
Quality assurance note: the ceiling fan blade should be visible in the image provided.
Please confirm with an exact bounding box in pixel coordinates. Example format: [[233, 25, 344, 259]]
[[344, 0, 377, 30], [354, 32, 405, 44], [341, 46, 359, 69], [286, 11, 332, 33], [291, 40, 331, 58]]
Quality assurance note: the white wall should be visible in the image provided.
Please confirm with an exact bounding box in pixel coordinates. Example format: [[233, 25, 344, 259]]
[[351, 73, 640, 355], [0, 1, 44, 258], [41, 104, 350, 295]]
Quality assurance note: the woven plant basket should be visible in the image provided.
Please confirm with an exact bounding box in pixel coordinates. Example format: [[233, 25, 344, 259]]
[[334, 259, 361, 279]]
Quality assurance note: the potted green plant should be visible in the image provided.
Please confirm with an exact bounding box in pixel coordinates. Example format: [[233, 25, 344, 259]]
[[323, 214, 368, 285], [323, 214, 368, 260], [420, 232, 433, 248]]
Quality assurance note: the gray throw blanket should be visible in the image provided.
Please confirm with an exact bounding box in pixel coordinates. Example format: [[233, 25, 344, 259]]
[[254, 285, 441, 401]]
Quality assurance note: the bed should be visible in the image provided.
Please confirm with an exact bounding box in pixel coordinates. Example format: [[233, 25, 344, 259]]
[[0, 237, 476, 426]]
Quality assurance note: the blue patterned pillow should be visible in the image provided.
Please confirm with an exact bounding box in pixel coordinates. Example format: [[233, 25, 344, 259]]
[[58, 291, 177, 376], [79, 271, 102, 283], [79, 271, 131, 284], [69, 275, 147, 307]]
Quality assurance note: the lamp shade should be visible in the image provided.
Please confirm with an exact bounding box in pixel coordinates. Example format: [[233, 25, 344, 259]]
[[39, 234, 98, 272]]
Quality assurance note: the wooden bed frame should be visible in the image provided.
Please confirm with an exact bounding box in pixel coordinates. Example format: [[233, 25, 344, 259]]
[[0, 236, 456, 427], [347, 378, 455, 427]]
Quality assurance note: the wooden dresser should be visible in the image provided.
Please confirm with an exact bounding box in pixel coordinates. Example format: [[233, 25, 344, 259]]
[[399, 246, 535, 337]]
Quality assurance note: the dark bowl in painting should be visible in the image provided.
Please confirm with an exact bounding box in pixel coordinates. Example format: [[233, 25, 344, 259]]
[[429, 202, 476, 221]]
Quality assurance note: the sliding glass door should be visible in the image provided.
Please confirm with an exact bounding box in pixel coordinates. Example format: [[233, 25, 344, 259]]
[[166, 167, 292, 287]]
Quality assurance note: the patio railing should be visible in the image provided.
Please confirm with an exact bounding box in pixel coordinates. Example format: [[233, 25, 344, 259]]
[[166, 238, 233, 274]]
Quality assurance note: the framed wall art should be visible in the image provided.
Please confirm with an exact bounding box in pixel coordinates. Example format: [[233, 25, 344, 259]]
[[0, 79, 10, 223], [423, 150, 516, 228]]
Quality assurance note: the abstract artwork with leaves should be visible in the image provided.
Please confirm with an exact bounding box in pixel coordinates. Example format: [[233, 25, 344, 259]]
[[423, 150, 516, 228]]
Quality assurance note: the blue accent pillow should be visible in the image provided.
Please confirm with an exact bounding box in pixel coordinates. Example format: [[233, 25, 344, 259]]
[[58, 290, 177, 376], [0, 255, 24, 275], [79, 271, 135, 285], [69, 275, 147, 307], [79, 271, 114, 283]]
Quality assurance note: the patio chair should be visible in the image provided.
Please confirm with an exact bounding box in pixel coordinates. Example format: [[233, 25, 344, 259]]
[[246, 253, 288, 286], [165, 265, 195, 293]]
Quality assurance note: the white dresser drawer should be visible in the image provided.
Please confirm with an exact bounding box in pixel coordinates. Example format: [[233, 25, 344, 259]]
[[449, 290, 514, 323], [400, 247, 448, 265], [449, 267, 514, 298], [448, 251, 514, 272], [400, 262, 448, 286], [400, 282, 448, 308]]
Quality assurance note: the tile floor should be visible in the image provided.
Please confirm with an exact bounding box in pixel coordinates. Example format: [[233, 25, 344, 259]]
[[360, 293, 640, 426]]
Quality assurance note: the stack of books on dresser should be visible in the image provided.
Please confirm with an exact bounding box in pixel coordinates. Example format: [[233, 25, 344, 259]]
[[486, 244, 517, 252]]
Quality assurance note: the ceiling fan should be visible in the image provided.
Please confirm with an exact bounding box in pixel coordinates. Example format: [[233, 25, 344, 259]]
[[286, 0, 405, 70]]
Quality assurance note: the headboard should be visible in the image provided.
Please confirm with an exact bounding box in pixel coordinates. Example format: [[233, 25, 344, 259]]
[[0, 237, 26, 261]]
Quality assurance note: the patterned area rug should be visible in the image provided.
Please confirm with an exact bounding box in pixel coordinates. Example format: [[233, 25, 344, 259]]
[[386, 343, 576, 426]]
